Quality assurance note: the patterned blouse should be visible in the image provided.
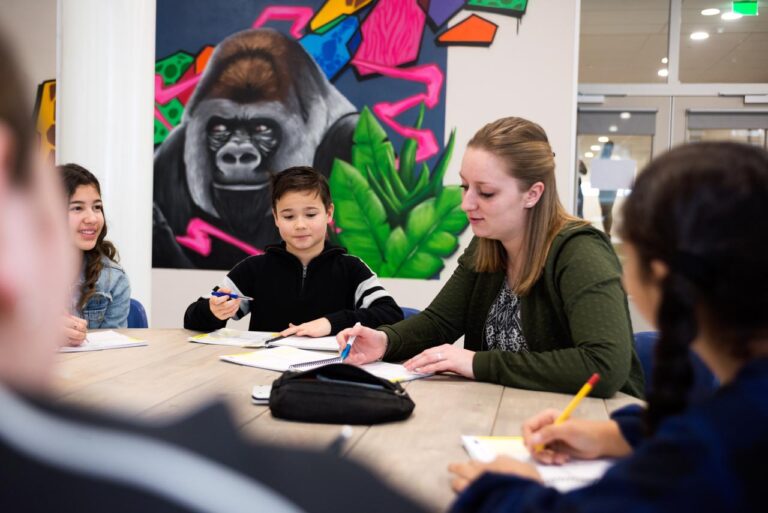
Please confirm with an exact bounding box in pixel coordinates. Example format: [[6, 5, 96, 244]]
[[483, 280, 529, 353]]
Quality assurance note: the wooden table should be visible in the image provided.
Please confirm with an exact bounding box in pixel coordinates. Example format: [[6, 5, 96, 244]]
[[53, 329, 644, 512]]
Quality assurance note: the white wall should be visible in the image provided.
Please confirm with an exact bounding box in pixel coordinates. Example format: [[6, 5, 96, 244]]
[[57, 0, 156, 318], [0, 0, 57, 92], [151, 1, 581, 328]]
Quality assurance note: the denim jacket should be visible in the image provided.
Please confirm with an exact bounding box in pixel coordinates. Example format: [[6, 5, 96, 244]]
[[75, 255, 131, 329]]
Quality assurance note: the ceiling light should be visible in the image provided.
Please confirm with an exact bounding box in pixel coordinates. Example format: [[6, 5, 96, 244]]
[[701, 8, 720, 15], [690, 31, 710, 40], [585, 152, 594, 158], [620, 112, 631, 120], [661, 57, 668, 64], [609, 125, 618, 133], [721, 11, 742, 20], [658, 68, 669, 77], [598, 136, 609, 143], [590, 145, 600, 151]]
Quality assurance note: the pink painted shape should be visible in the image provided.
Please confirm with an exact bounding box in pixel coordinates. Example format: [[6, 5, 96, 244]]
[[252, 6, 314, 39], [154, 74, 201, 105], [355, 0, 426, 76], [352, 59, 444, 161], [176, 218, 264, 257], [154, 105, 173, 131]]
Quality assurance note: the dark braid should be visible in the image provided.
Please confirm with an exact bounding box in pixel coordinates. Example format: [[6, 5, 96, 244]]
[[645, 273, 696, 432], [58, 163, 119, 311], [620, 141, 768, 434]]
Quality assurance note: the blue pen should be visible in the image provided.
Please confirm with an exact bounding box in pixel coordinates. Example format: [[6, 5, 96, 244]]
[[211, 290, 254, 301], [340, 322, 361, 361]]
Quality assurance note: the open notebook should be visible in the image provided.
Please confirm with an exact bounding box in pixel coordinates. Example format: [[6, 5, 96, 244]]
[[60, 330, 147, 353], [189, 328, 338, 351], [220, 346, 429, 383], [461, 435, 615, 493]]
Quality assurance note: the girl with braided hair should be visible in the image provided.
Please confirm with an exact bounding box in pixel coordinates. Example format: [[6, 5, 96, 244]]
[[60, 163, 130, 345], [448, 141, 768, 513]]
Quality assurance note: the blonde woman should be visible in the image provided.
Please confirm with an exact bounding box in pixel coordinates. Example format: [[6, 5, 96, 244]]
[[338, 117, 644, 398]]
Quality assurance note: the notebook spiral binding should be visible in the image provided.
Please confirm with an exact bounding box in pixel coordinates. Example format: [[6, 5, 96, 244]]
[[288, 355, 344, 371]]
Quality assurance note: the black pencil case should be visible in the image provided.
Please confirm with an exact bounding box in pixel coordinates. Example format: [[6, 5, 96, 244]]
[[269, 364, 415, 425]]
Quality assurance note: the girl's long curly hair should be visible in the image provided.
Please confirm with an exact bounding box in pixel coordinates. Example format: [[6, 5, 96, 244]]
[[59, 163, 119, 311]]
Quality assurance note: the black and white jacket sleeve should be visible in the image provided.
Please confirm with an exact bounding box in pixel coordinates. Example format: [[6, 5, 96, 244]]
[[324, 256, 403, 334]]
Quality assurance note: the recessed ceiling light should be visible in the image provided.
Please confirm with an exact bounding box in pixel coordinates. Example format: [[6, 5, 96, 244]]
[[721, 11, 742, 20], [661, 57, 668, 64], [690, 31, 710, 40], [620, 112, 631, 120], [658, 68, 669, 77], [585, 152, 594, 158], [590, 145, 600, 151], [609, 125, 618, 133], [598, 136, 609, 143], [701, 8, 720, 16]]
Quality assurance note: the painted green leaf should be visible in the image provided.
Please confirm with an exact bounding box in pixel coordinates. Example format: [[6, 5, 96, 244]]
[[329, 159, 390, 271], [380, 187, 468, 278], [351, 106, 390, 183], [398, 103, 426, 189]]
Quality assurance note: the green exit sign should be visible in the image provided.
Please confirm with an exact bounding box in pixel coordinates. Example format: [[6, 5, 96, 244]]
[[733, 1, 759, 15]]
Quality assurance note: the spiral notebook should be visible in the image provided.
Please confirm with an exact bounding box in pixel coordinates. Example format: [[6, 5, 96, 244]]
[[220, 346, 430, 382], [461, 435, 615, 492]]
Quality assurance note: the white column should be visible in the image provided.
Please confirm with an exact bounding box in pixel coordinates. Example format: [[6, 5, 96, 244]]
[[56, 0, 156, 320]]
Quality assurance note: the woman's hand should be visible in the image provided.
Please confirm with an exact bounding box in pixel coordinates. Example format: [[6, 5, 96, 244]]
[[62, 314, 87, 346], [335, 325, 387, 364], [448, 456, 541, 493], [402, 344, 475, 378], [208, 288, 240, 321], [522, 409, 632, 464], [280, 317, 331, 338]]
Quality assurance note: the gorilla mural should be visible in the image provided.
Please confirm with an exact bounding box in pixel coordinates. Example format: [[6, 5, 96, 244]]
[[153, 28, 359, 269]]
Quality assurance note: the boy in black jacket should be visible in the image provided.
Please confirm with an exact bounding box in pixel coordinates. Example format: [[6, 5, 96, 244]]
[[184, 166, 403, 335]]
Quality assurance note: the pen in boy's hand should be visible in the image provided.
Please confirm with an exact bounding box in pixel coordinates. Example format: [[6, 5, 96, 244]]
[[340, 322, 361, 361], [211, 290, 254, 301]]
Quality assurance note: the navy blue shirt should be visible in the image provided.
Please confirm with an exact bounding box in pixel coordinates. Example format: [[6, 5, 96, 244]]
[[452, 358, 768, 513]]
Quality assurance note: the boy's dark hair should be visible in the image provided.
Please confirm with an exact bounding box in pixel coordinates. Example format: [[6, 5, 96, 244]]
[[270, 166, 332, 211], [619, 141, 768, 434]]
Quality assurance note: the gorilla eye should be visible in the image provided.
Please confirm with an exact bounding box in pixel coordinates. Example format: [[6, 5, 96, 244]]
[[211, 124, 228, 134], [253, 124, 270, 134]]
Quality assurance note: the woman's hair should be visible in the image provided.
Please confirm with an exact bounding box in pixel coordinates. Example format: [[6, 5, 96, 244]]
[[620, 142, 768, 433], [0, 33, 32, 186], [59, 163, 119, 311], [467, 117, 586, 294]]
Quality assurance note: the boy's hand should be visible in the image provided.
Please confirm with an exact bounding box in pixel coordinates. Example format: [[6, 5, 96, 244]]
[[280, 317, 331, 338], [208, 288, 240, 320]]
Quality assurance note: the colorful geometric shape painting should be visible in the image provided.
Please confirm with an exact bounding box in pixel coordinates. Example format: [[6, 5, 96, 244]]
[[466, 0, 528, 18], [301, 15, 361, 80], [436, 14, 498, 46], [155, 51, 195, 86], [354, 0, 426, 76], [310, 0, 374, 31], [423, 0, 464, 28]]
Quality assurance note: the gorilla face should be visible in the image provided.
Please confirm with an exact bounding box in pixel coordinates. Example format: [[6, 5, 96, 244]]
[[183, 97, 321, 221], [206, 116, 280, 189]]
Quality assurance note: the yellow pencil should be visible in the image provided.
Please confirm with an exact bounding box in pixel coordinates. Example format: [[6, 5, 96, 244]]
[[535, 373, 600, 452]]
